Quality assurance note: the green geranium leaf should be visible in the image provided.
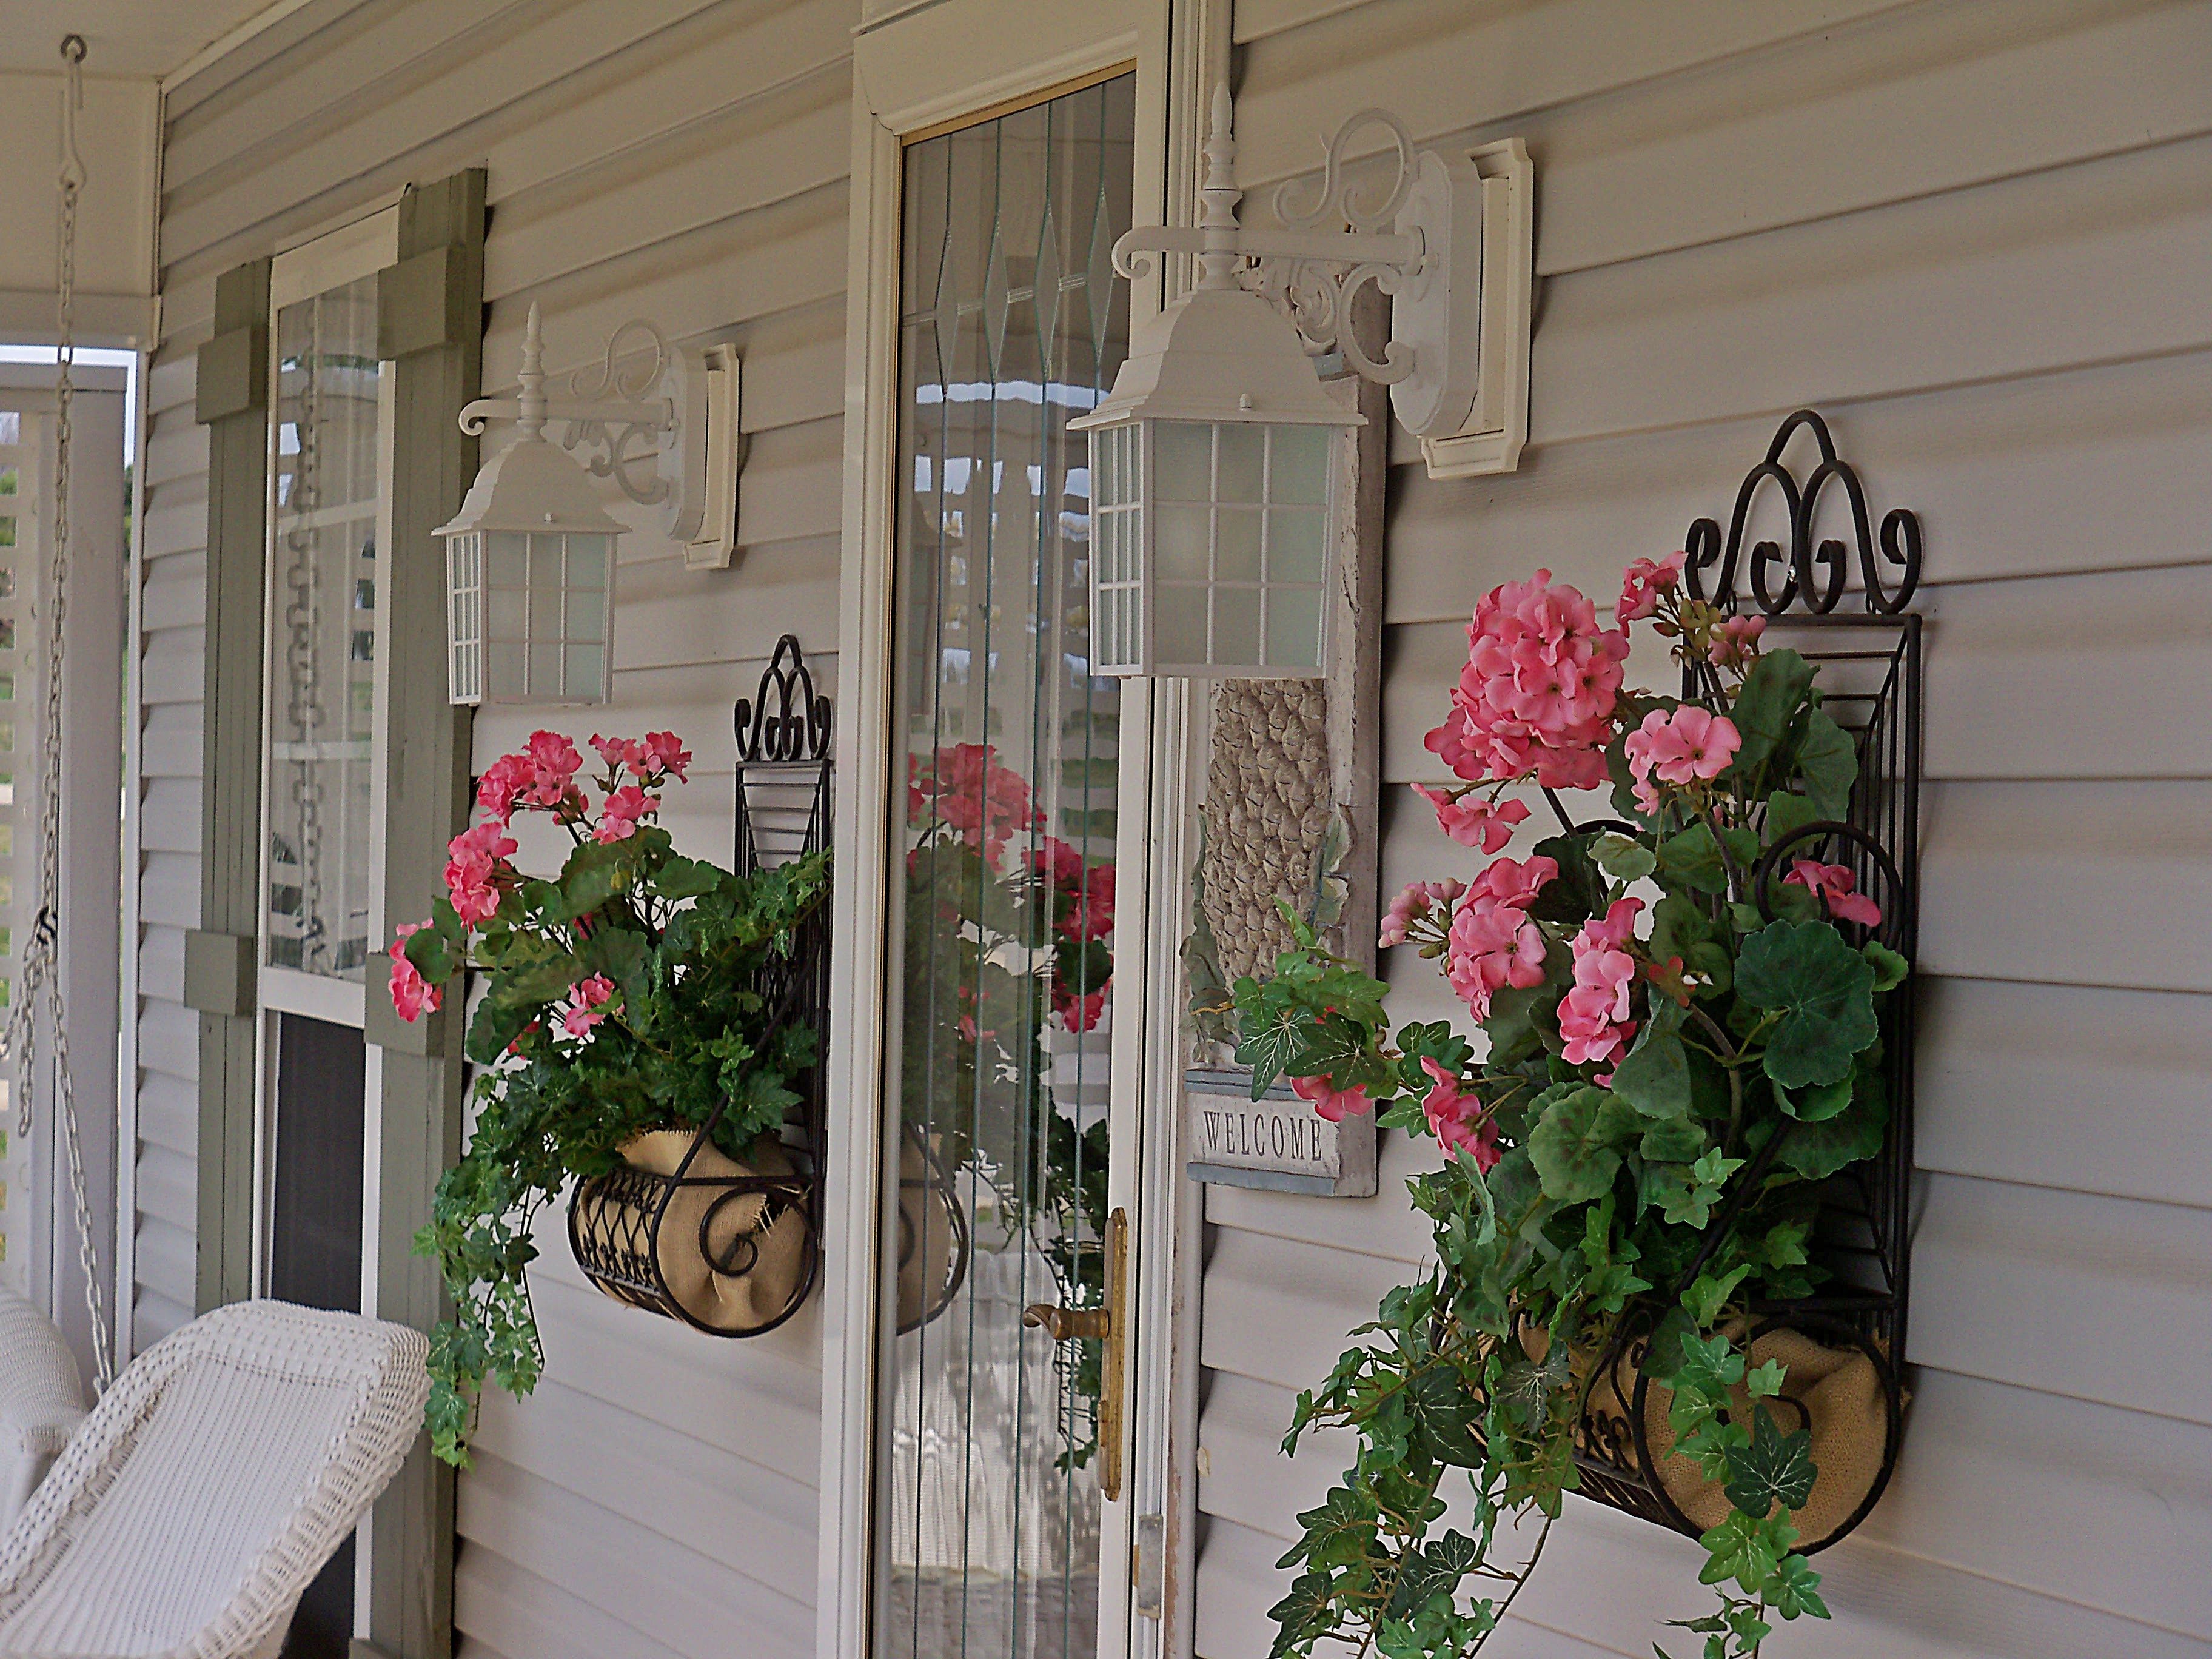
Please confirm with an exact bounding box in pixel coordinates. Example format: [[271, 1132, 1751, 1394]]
[[1609, 1000, 1692, 1120], [1778, 1074, 1854, 1124], [1863, 940, 1909, 993], [1727, 649, 1815, 777], [1685, 940, 1734, 998], [656, 854, 723, 900], [1736, 920, 1879, 1089], [1778, 1082, 1887, 1181], [1594, 832, 1657, 883], [1640, 1116, 1708, 1164], [1723, 1404, 1819, 1517], [1794, 709, 1858, 820], [1761, 790, 1821, 849], [1657, 823, 1728, 894], [1528, 1087, 1638, 1203]]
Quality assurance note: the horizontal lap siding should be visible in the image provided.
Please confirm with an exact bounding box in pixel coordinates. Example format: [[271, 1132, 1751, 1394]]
[[158, 2, 854, 1651], [1196, 3, 2212, 1657]]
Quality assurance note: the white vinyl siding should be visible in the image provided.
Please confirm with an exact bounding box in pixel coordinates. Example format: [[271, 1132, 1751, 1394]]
[[150, 4, 854, 1654], [1192, 4, 2212, 1658]]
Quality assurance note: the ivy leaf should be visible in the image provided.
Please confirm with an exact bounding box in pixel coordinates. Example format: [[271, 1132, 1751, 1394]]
[[1236, 1006, 1312, 1098], [1387, 1530, 1481, 1618], [1793, 709, 1858, 820], [1404, 1365, 1488, 1466], [1765, 1552, 1830, 1621], [1736, 920, 1879, 1089], [1267, 1567, 1339, 1659], [1494, 1345, 1572, 1429], [1593, 832, 1657, 883], [1698, 1509, 1797, 1595], [1609, 1000, 1691, 1119], [1281, 1486, 1378, 1571], [1683, 1264, 1753, 1330], [1723, 1404, 1818, 1517], [1289, 1014, 1372, 1082], [1745, 1359, 1788, 1400], [1528, 1087, 1638, 1203], [1726, 649, 1815, 778], [1863, 940, 1909, 993]]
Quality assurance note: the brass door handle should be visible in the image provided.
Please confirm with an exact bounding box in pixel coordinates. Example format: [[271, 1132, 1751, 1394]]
[[1022, 1304, 1110, 1341], [1021, 1206, 1128, 1501]]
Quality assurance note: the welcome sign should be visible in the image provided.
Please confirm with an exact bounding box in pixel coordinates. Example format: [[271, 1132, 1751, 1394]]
[[1185, 1067, 1377, 1197]]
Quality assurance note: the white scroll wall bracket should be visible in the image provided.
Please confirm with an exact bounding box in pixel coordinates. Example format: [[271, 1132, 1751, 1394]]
[[1114, 87, 1533, 478], [457, 304, 745, 569]]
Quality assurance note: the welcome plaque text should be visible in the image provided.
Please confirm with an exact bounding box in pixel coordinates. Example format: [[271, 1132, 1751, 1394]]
[[1185, 1066, 1377, 1198]]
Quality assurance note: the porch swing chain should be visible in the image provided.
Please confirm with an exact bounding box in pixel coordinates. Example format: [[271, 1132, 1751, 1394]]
[[6, 33, 115, 1395]]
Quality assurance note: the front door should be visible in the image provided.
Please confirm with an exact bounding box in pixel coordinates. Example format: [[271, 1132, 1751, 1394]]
[[256, 215, 397, 1659], [877, 72, 1139, 1659]]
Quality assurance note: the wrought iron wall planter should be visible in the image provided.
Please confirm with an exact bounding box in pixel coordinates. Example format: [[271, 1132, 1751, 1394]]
[[566, 635, 834, 1338], [1566, 409, 1922, 1552]]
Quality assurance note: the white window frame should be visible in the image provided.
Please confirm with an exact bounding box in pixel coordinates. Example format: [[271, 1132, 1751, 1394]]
[[821, 10, 1227, 1659], [250, 206, 400, 1304]]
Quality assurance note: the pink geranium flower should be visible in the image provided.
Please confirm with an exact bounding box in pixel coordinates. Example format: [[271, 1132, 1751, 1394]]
[[1053, 984, 1107, 1033], [560, 974, 617, 1038], [1708, 614, 1766, 669], [523, 730, 585, 808], [1618, 551, 1686, 622], [910, 743, 1044, 860], [1420, 1058, 1501, 1171], [1414, 784, 1530, 854], [1558, 898, 1644, 1068], [474, 752, 533, 825], [1424, 571, 1630, 794], [1443, 856, 1557, 1020], [1624, 706, 1742, 813], [388, 922, 441, 1023], [444, 822, 517, 925], [1292, 1074, 1373, 1124], [1379, 878, 1466, 950], [1785, 859, 1883, 928], [637, 731, 691, 780], [594, 783, 656, 845]]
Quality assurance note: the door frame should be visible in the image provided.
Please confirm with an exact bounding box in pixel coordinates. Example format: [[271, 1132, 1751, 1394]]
[[820, 7, 1226, 1659]]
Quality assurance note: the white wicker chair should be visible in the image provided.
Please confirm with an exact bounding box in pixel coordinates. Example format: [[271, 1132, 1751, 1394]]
[[0, 1299, 429, 1659], [0, 1285, 86, 1530]]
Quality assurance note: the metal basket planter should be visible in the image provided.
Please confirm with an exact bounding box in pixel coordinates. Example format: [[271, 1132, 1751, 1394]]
[[565, 635, 834, 1338]]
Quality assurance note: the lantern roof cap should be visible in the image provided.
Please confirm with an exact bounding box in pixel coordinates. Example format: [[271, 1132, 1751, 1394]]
[[435, 433, 627, 538], [1070, 287, 1365, 432]]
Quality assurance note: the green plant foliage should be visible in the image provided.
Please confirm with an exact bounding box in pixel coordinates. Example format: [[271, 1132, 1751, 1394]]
[[1229, 573, 1910, 1659]]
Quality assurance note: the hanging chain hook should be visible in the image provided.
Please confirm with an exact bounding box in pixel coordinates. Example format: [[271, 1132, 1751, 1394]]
[[4, 31, 116, 1393]]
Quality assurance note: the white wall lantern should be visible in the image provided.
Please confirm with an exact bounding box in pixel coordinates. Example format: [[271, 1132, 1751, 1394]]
[[1072, 87, 1533, 680], [438, 302, 744, 707]]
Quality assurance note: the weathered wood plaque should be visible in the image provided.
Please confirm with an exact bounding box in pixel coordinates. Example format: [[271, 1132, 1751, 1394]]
[[1184, 1067, 1378, 1197]]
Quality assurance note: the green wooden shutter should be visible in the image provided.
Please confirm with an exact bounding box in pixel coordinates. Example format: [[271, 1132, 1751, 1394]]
[[186, 258, 270, 1316], [361, 168, 486, 1659]]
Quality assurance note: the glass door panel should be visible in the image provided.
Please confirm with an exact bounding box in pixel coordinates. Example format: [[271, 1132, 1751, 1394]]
[[266, 273, 383, 982], [879, 74, 1137, 1659]]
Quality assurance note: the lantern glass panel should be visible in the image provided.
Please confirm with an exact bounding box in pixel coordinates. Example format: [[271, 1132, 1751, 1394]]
[[1155, 420, 1212, 500], [1265, 585, 1324, 671], [1155, 586, 1207, 663], [1268, 424, 1330, 506], [1269, 506, 1326, 583], [1217, 506, 1262, 582], [1218, 424, 1265, 502], [1156, 504, 1208, 582], [1216, 593, 1261, 665]]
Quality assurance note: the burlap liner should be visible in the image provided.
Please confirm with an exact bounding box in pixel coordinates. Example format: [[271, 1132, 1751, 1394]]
[[895, 1130, 961, 1331], [579, 1129, 810, 1332], [1532, 1321, 1893, 1547]]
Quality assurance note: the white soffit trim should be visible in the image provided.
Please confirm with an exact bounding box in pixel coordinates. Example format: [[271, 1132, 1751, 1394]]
[[159, 0, 321, 93]]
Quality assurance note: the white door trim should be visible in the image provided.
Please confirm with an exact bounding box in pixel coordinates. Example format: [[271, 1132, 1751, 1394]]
[[819, 10, 1216, 1659]]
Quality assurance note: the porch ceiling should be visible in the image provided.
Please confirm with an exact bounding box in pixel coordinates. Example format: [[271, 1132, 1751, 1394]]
[[0, 0, 281, 78]]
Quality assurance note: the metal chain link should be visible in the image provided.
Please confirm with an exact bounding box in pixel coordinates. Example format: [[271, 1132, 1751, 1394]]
[[3, 33, 115, 1393]]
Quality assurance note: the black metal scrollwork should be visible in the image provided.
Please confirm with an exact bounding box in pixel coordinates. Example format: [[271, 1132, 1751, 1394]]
[[736, 632, 834, 765], [1683, 409, 1921, 617]]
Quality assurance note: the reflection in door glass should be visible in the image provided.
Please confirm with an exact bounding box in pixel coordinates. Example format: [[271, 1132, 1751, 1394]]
[[881, 75, 1136, 1659], [266, 275, 383, 979]]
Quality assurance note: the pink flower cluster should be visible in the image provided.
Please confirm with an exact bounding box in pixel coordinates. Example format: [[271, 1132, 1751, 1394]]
[[477, 731, 587, 825], [1708, 614, 1766, 669], [1624, 705, 1742, 815], [1054, 985, 1107, 1033], [561, 974, 616, 1038], [388, 923, 440, 1022], [590, 731, 691, 782], [1419, 1058, 1501, 1171], [1558, 898, 1644, 1070], [1785, 859, 1882, 928], [594, 783, 655, 845], [909, 742, 1044, 862], [1413, 784, 1530, 854], [1292, 1073, 1372, 1123], [1378, 878, 1466, 950], [1032, 836, 1115, 943], [1426, 571, 1629, 793], [1444, 856, 1556, 1020], [1617, 550, 1686, 622], [444, 822, 518, 927]]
